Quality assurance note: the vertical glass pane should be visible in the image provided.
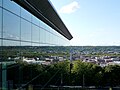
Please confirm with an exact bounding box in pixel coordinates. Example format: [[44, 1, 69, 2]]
[[0, 0, 2, 7], [3, 10, 20, 40], [32, 43, 39, 46], [21, 19, 31, 41], [3, 0, 20, 16], [32, 25, 39, 43], [46, 31, 49, 44], [21, 8, 31, 22], [54, 35, 57, 45], [49, 33, 52, 44], [32, 15, 39, 26], [40, 21, 46, 30], [46, 24, 50, 31], [55, 35, 58, 45], [50, 34, 55, 45], [21, 42, 31, 46], [2, 40, 20, 61], [58, 38, 61, 46], [0, 8, 2, 38], [40, 28, 46, 43], [21, 42, 31, 58]]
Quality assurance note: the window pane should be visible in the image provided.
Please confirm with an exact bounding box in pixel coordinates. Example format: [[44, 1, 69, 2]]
[[55, 36, 59, 45], [21, 42, 31, 46], [40, 21, 46, 30], [0, 0, 2, 7], [21, 19, 31, 41], [21, 7, 31, 22], [3, 0, 20, 16], [0, 8, 2, 38], [3, 10, 20, 40], [40, 28, 46, 43], [46, 31, 50, 44], [32, 43, 39, 46], [32, 25, 39, 43], [50, 34, 55, 45], [2, 40, 20, 61], [32, 15, 39, 26], [49, 33, 52, 44], [21, 42, 32, 58]]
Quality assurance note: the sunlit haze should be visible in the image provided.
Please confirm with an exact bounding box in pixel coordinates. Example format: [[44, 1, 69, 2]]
[[50, 0, 120, 46]]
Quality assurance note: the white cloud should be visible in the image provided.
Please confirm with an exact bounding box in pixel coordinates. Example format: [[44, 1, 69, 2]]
[[60, 1, 80, 14]]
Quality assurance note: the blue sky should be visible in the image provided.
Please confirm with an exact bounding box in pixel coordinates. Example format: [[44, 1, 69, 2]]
[[50, 0, 120, 46]]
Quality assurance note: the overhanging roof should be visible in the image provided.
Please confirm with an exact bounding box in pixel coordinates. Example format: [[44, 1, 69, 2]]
[[13, 0, 73, 40]]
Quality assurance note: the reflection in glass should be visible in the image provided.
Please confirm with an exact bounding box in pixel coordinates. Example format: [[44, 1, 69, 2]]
[[3, 40, 20, 46], [40, 28, 46, 43], [49, 33, 52, 44], [21, 19, 31, 41], [32, 25, 39, 43], [46, 31, 50, 44], [21, 42, 31, 58], [32, 43, 39, 46], [40, 20, 47, 30], [32, 15, 39, 26], [3, 10, 20, 40], [21, 42, 31, 46], [21, 7, 31, 22], [44, 22, 50, 31], [0, 2, 1, 7], [0, 8, 2, 38], [2, 40, 20, 61], [51, 34, 56, 45], [3, 0, 20, 16], [55, 35, 58, 45]]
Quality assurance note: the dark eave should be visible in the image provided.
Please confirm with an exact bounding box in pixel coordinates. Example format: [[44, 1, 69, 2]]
[[12, 0, 73, 40]]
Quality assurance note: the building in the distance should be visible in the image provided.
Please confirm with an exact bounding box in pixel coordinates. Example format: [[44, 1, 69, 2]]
[[0, 0, 73, 89]]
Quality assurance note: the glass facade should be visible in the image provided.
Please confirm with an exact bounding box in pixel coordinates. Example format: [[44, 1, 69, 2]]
[[0, 0, 70, 47], [0, 0, 71, 89], [0, 0, 71, 62]]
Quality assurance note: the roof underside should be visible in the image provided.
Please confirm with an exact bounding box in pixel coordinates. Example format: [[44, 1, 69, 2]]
[[13, 0, 73, 40]]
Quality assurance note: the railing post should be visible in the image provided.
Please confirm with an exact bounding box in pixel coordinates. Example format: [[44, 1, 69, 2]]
[[2, 62, 7, 90]]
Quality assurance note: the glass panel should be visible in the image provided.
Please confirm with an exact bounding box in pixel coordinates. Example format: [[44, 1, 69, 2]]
[[40, 21, 46, 30], [3, 40, 20, 46], [32, 15, 39, 26], [32, 43, 39, 46], [50, 34, 55, 45], [21, 19, 31, 41], [54, 35, 58, 45], [21, 7, 31, 22], [46, 31, 50, 44], [32, 24, 39, 43], [0, 0, 2, 7], [21, 42, 31, 46], [3, 0, 20, 16], [49, 33, 52, 44], [0, 39, 2, 62], [45, 24, 50, 31], [40, 28, 46, 43], [2, 40, 20, 61], [21, 42, 32, 58], [3, 10, 20, 40], [0, 8, 2, 38]]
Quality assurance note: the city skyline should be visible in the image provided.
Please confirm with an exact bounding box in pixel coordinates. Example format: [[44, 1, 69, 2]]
[[50, 0, 120, 46]]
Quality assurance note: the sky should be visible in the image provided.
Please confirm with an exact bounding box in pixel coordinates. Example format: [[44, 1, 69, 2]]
[[50, 0, 120, 46]]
